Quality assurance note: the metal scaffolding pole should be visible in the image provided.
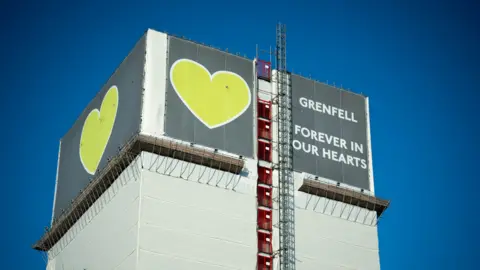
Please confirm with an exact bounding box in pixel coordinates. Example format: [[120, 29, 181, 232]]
[[276, 22, 296, 270]]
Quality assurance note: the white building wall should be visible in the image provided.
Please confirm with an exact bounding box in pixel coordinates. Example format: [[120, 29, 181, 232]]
[[294, 171, 381, 270], [46, 150, 258, 270], [295, 209, 380, 270], [137, 152, 258, 270], [46, 157, 142, 270]]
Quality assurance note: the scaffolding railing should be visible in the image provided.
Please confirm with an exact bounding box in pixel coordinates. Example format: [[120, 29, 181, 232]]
[[299, 177, 390, 226]]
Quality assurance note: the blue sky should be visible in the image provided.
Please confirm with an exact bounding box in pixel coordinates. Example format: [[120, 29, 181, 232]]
[[1, 0, 479, 269]]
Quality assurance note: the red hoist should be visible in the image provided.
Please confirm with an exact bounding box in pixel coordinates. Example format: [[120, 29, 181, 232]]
[[256, 59, 273, 270]]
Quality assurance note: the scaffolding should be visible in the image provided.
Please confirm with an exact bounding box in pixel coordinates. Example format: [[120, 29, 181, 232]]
[[276, 22, 296, 270], [299, 177, 390, 226]]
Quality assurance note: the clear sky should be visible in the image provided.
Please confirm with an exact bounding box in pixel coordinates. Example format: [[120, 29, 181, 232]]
[[1, 0, 479, 269]]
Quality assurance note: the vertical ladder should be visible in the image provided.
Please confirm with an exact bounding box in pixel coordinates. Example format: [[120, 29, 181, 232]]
[[276, 22, 296, 270]]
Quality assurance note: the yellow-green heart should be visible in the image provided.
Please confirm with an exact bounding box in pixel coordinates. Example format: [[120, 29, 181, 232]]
[[170, 59, 251, 129], [79, 85, 119, 175]]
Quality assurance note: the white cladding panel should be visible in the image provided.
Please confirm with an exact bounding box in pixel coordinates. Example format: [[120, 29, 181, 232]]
[[137, 153, 257, 270], [295, 209, 380, 270], [141, 29, 168, 137], [46, 158, 142, 270], [258, 79, 273, 101]]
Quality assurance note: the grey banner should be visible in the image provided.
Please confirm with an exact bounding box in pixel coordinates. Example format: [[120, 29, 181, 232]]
[[165, 37, 254, 158], [53, 36, 145, 219], [291, 74, 370, 190]]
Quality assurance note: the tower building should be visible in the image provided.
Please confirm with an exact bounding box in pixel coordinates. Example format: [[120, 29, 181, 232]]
[[33, 27, 389, 270]]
